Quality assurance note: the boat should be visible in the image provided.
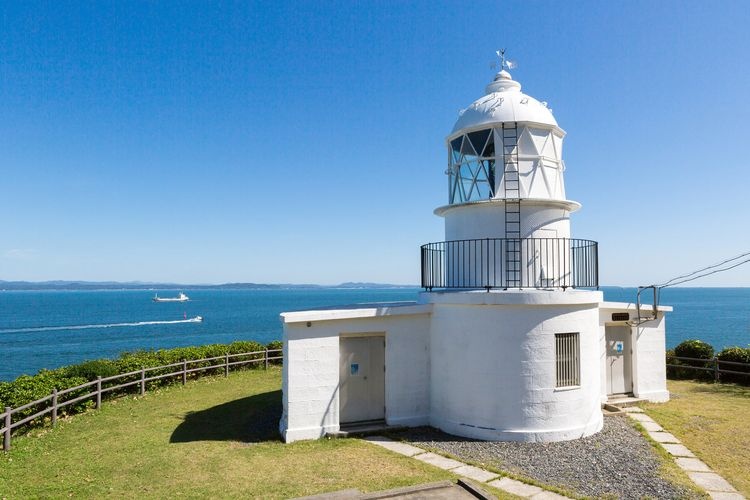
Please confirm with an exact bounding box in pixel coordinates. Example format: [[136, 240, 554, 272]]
[[153, 292, 190, 302]]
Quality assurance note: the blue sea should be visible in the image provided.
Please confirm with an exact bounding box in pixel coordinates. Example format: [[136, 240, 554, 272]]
[[0, 287, 748, 381]]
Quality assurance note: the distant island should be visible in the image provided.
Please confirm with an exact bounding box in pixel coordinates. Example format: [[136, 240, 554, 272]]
[[0, 280, 418, 291]]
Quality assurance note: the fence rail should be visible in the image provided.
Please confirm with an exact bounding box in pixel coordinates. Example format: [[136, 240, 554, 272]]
[[1, 348, 282, 452], [421, 237, 599, 290], [666, 354, 750, 382]]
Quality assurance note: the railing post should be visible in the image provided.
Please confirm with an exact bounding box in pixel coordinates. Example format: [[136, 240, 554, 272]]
[[182, 359, 187, 385], [714, 357, 720, 383], [52, 389, 58, 426], [4, 407, 11, 452], [96, 377, 102, 409], [140, 369, 145, 395], [225, 353, 229, 377], [264, 348, 269, 370]]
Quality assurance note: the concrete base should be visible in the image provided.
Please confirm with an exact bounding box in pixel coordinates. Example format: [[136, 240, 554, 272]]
[[432, 413, 603, 442]]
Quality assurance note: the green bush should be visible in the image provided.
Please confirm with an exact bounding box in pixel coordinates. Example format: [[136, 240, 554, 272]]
[[717, 346, 750, 383], [674, 339, 714, 359], [266, 340, 283, 365], [62, 359, 120, 381], [0, 370, 89, 420], [267, 340, 283, 351], [671, 340, 715, 381]]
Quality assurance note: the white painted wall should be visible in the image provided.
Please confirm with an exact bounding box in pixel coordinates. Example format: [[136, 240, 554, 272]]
[[442, 202, 572, 241], [632, 315, 670, 401], [598, 302, 671, 403], [280, 304, 432, 443], [280, 294, 670, 444], [424, 290, 603, 442]]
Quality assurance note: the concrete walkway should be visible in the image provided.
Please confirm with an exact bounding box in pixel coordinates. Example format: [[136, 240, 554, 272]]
[[623, 407, 745, 500], [363, 436, 570, 499]]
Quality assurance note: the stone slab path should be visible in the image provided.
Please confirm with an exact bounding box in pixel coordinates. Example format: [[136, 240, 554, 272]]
[[623, 408, 745, 500], [363, 435, 569, 499]]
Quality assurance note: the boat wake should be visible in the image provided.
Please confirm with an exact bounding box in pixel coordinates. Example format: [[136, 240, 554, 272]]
[[0, 317, 203, 335]]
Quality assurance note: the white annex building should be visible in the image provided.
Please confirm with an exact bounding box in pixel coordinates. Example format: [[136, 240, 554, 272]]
[[279, 59, 671, 443]]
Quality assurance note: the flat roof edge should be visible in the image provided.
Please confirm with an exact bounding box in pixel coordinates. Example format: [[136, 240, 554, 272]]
[[601, 301, 673, 312], [281, 302, 432, 323]]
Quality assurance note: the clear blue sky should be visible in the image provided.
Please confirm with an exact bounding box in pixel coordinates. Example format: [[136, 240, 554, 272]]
[[1, 1, 749, 286]]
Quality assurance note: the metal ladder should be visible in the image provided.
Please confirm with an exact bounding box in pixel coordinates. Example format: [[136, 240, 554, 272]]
[[502, 122, 521, 288]]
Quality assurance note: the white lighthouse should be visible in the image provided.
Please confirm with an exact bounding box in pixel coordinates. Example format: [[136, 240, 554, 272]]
[[278, 56, 671, 443]]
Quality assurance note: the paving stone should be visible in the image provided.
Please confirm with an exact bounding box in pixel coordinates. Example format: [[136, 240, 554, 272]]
[[363, 436, 424, 457], [452, 464, 499, 483], [639, 421, 663, 432], [623, 406, 644, 413], [687, 472, 737, 492], [707, 492, 746, 500], [413, 452, 464, 470], [661, 443, 696, 457], [674, 457, 711, 472], [530, 492, 569, 500], [488, 477, 544, 497], [628, 412, 654, 422], [648, 431, 681, 443]]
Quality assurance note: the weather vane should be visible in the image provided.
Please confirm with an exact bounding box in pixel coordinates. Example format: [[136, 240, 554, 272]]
[[495, 49, 517, 70]]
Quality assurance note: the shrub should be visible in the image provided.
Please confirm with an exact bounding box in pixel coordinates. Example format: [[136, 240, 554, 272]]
[[717, 346, 750, 383], [672, 340, 715, 381], [266, 340, 283, 351], [674, 339, 714, 359], [0, 370, 88, 420], [266, 340, 283, 365], [62, 359, 120, 381]]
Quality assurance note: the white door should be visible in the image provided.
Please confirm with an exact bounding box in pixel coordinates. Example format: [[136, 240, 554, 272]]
[[606, 325, 633, 395], [339, 336, 385, 423]]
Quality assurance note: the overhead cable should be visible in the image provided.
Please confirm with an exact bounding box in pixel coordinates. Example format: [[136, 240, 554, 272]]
[[655, 250, 750, 288]]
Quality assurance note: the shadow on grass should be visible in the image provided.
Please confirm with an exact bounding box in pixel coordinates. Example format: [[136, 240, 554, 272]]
[[170, 389, 282, 443]]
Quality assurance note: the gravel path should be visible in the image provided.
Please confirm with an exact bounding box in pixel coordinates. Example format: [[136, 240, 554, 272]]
[[392, 416, 700, 499]]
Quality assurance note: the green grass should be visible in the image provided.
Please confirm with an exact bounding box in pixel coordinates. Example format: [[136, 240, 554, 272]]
[[0, 367, 460, 499], [641, 379, 750, 496]]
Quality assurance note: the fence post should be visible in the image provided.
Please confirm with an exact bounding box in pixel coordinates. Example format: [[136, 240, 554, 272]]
[[714, 356, 720, 383], [52, 389, 58, 426], [225, 353, 229, 377], [4, 407, 11, 452], [182, 359, 187, 385], [96, 377, 102, 409], [264, 349, 269, 370], [140, 369, 146, 395]]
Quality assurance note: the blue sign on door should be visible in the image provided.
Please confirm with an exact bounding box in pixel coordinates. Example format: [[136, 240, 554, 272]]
[[615, 341, 624, 354], [350, 363, 359, 375]]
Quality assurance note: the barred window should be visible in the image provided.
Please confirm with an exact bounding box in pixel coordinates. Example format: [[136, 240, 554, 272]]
[[555, 332, 580, 387]]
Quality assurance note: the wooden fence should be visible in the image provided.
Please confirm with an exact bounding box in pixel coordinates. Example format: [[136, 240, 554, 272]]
[[1, 348, 282, 452], [666, 354, 750, 382]]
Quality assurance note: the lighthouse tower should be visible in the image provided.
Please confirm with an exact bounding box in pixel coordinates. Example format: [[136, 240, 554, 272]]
[[419, 57, 605, 441], [279, 55, 670, 445], [423, 57, 597, 289]]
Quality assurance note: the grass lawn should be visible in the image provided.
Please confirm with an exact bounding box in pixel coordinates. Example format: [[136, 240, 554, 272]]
[[0, 367, 466, 499], [641, 379, 750, 496]]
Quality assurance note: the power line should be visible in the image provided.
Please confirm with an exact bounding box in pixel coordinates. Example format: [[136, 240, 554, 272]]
[[633, 250, 750, 325], [658, 256, 750, 288], [655, 250, 750, 288]]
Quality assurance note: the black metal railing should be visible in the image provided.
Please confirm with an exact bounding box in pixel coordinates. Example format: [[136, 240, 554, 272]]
[[421, 238, 598, 290]]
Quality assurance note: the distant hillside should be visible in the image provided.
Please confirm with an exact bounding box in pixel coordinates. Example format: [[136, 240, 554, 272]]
[[0, 280, 417, 291]]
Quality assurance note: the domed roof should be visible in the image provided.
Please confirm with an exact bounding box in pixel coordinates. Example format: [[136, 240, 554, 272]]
[[450, 70, 559, 136]]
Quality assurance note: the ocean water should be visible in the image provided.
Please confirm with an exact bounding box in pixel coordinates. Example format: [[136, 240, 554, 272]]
[[0, 287, 748, 381]]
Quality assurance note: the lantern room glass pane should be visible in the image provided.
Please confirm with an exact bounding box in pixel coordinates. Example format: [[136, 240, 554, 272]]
[[468, 129, 491, 156], [447, 128, 497, 204]]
